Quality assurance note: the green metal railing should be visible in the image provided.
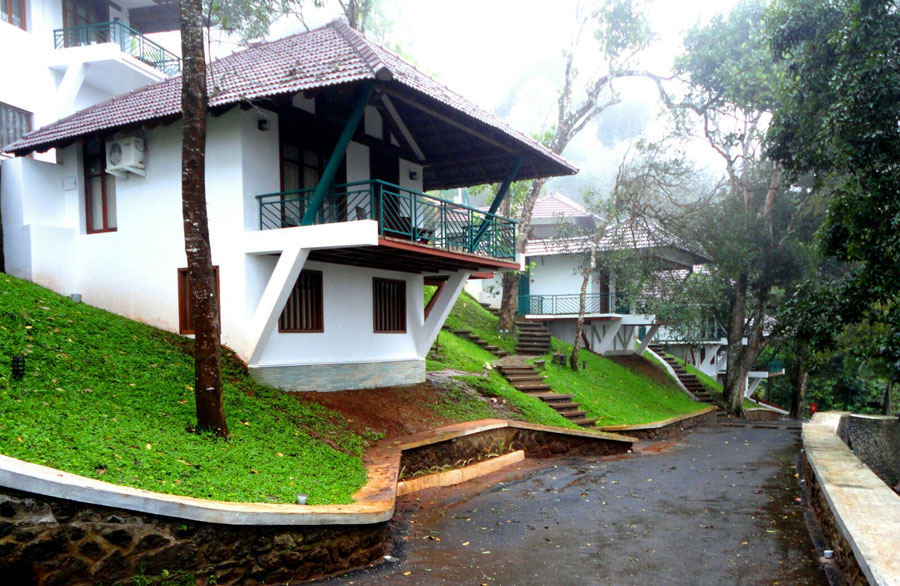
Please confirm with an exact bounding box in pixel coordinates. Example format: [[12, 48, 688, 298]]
[[517, 293, 630, 316], [256, 179, 518, 260], [53, 20, 181, 76]]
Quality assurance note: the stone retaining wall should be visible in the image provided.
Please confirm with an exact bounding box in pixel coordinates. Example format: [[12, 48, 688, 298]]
[[250, 359, 425, 392], [744, 408, 784, 422], [0, 487, 386, 586], [400, 426, 631, 477], [838, 415, 900, 490], [802, 454, 867, 586], [597, 408, 718, 441]]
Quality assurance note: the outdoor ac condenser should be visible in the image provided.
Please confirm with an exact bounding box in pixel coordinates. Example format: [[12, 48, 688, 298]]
[[106, 137, 145, 177]]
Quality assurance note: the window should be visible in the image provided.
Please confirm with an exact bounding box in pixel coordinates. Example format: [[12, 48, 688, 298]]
[[84, 140, 116, 233], [1, 0, 25, 30], [373, 278, 406, 333], [0, 102, 31, 149], [279, 270, 323, 333], [177, 267, 220, 335]]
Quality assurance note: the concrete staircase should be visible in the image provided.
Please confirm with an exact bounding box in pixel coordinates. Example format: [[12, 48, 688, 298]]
[[515, 319, 551, 356], [447, 328, 510, 358], [649, 345, 714, 403], [496, 363, 596, 427], [479, 302, 501, 318]]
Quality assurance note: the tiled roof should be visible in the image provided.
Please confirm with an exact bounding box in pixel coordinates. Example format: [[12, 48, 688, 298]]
[[525, 219, 708, 260], [531, 193, 596, 220], [4, 20, 575, 181]]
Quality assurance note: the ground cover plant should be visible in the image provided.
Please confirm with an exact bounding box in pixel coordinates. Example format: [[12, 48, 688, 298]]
[[539, 339, 708, 426], [426, 288, 517, 355], [0, 275, 367, 505]]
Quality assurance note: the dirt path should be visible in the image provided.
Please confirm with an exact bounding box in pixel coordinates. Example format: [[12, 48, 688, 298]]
[[316, 426, 829, 585]]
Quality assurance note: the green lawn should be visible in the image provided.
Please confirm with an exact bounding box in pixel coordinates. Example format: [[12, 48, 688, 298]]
[[537, 339, 709, 426], [0, 275, 367, 505], [427, 289, 517, 355]]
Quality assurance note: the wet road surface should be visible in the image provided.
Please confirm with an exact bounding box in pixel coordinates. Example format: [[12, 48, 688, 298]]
[[318, 425, 829, 586]]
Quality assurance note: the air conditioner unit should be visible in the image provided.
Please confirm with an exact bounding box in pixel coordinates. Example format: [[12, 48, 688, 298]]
[[106, 137, 145, 177]]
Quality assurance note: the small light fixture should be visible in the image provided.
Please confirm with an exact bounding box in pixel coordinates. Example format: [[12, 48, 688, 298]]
[[11, 355, 25, 380], [408, 170, 419, 181], [257, 119, 269, 131]]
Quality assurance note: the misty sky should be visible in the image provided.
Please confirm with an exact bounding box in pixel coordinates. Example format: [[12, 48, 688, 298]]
[[256, 0, 742, 202]]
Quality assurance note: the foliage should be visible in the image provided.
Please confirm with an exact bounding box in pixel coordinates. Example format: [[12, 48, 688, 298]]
[[427, 330, 497, 373], [0, 275, 366, 504], [766, 0, 900, 392], [539, 339, 708, 426], [428, 289, 517, 355]]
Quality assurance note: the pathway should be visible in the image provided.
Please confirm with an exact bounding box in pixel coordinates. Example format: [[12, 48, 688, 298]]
[[316, 425, 828, 585]]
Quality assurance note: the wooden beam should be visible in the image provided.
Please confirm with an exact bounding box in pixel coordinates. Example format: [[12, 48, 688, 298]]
[[383, 88, 516, 154], [380, 94, 426, 161]]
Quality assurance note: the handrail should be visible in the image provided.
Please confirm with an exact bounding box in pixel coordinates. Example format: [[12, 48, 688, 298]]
[[53, 20, 181, 76], [517, 292, 630, 315], [256, 179, 518, 260]]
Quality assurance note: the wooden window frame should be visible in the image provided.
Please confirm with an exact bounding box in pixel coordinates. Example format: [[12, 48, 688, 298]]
[[177, 266, 221, 335], [278, 270, 324, 333], [372, 277, 407, 334], [83, 140, 116, 234], [1, 0, 26, 31], [0, 102, 32, 150]]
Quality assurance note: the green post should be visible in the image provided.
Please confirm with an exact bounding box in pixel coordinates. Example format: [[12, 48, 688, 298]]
[[301, 82, 375, 226], [470, 155, 525, 251]]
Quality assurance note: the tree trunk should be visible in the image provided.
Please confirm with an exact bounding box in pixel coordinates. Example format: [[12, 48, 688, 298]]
[[498, 178, 545, 334], [570, 261, 593, 371], [789, 348, 808, 420], [722, 275, 749, 416], [180, 0, 227, 438], [884, 379, 894, 416]]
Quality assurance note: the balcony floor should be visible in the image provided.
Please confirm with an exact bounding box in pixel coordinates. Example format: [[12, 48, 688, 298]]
[[307, 236, 519, 274]]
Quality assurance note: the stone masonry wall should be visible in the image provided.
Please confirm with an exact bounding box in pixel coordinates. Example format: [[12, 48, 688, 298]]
[[250, 359, 425, 392], [400, 427, 631, 477], [601, 409, 718, 441], [0, 487, 386, 586], [802, 454, 868, 586], [839, 415, 900, 490]]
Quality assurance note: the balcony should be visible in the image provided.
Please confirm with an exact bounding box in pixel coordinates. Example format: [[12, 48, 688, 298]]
[[53, 20, 181, 76], [256, 180, 517, 261], [517, 293, 631, 316]]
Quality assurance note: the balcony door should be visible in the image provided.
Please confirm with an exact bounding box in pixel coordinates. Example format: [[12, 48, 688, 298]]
[[278, 115, 345, 226], [371, 149, 403, 236], [62, 0, 109, 46]]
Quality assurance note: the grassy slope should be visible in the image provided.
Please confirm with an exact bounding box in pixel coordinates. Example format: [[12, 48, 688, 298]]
[[539, 339, 708, 426], [427, 330, 577, 429], [0, 276, 367, 505], [427, 288, 517, 355], [654, 352, 756, 409]]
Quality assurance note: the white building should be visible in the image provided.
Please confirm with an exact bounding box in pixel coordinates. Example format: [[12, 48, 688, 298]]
[[0, 0, 180, 158], [1, 20, 576, 391], [469, 193, 707, 356]]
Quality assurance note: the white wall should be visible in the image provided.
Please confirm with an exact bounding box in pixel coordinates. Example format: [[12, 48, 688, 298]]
[[528, 253, 584, 297], [255, 261, 425, 367]]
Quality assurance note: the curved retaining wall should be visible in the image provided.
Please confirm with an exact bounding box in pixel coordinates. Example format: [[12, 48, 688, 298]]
[[597, 406, 718, 441], [0, 419, 633, 585], [803, 412, 900, 586], [837, 414, 900, 490]]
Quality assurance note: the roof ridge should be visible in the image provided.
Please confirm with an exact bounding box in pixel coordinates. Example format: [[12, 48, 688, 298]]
[[329, 18, 393, 81]]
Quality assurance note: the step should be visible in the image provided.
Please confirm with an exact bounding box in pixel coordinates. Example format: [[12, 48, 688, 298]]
[[513, 383, 553, 392], [571, 417, 597, 427], [550, 401, 581, 410], [504, 375, 545, 383], [561, 410, 588, 420], [530, 392, 573, 402]]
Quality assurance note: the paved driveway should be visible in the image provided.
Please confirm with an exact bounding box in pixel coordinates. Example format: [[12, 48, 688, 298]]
[[318, 425, 828, 586]]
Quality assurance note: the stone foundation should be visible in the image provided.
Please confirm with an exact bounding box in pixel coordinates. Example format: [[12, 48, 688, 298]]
[[0, 487, 386, 586], [837, 414, 900, 490], [802, 455, 868, 586], [597, 408, 718, 441], [744, 408, 785, 422], [400, 426, 631, 477], [250, 359, 425, 392]]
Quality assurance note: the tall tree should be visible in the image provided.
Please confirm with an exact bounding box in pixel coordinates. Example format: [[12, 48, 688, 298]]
[[766, 0, 900, 405], [647, 0, 818, 416], [181, 0, 227, 437], [496, 0, 652, 333]]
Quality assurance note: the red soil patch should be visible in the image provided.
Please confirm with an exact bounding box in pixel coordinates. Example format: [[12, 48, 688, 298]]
[[294, 381, 460, 441]]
